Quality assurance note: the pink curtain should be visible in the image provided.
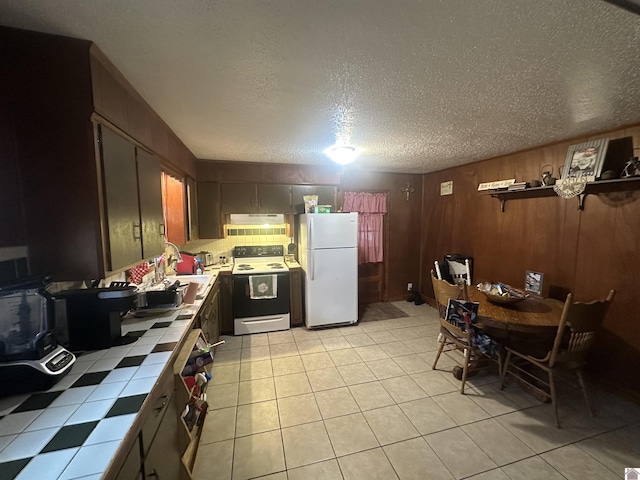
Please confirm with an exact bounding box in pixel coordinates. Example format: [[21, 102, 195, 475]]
[[343, 192, 387, 264]]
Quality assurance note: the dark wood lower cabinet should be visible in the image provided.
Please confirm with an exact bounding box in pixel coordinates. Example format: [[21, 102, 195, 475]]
[[143, 396, 181, 480], [114, 438, 142, 480], [290, 268, 303, 327], [219, 273, 234, 335], [200, 282, 220, 344]]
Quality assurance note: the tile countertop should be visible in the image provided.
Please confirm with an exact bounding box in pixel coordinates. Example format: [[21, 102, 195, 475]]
[[0, 272, 220, 480]]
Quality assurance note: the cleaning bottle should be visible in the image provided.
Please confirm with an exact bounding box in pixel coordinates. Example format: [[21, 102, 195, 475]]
[[195, 258, 203, 275]]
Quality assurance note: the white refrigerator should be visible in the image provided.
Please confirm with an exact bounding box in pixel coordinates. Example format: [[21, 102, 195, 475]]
[[298, 213, 358, 328]]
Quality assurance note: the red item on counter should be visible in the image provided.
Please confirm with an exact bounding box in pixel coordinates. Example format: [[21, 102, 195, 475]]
[[127, 262, 151, 284], [176, 254, 197, 274]]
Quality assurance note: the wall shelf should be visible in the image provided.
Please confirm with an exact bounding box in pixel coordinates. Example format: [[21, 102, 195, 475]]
[[481, 177, 640, 212]]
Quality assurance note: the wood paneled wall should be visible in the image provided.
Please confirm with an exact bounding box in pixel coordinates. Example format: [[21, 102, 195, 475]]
[[420, 123, 640, 397], [197, 160, 423, 301]]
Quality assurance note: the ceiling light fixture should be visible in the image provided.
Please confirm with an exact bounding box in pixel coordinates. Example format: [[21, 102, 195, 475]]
[[324, 145, 358, 165]]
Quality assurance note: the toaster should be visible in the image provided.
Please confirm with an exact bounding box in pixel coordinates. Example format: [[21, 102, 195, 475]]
[[200, 252, 215, 266]]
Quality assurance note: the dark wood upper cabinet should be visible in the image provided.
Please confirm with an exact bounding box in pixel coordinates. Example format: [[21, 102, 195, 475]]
[[100, 125, 164, 271], [2, 26, 197, 279], [220, 183, 256, 213], [291, 185, 337, 213], [137, 149, 165, 259], [258, 185, 292, 213], [197, 182, 222, 239], [220, 183, 291, 213], [101, 126, 142, 270], [186, 176, 199, 241], [0, 104, 25, 247]]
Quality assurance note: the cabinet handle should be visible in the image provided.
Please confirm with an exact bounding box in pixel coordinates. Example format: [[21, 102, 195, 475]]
[[159, 223, 166, 235], [250, 197, 255, 206], [133, 223, 142, 240], [154, 394, 168, 411], [147, 469, 160, 479], [260, 197, 264, 207]]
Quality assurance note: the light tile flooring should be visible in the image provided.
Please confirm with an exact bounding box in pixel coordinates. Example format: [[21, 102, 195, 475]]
[[193, 301, 640, 480]]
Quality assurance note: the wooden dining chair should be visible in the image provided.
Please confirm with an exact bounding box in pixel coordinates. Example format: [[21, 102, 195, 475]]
[[499, 289, 615, 427], [431, 270, 478, 394]]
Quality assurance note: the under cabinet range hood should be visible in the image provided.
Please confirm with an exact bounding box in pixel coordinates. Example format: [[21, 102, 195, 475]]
[[229, 214, 285, 225]]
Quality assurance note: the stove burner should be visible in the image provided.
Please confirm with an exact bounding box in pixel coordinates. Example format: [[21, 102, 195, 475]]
[[237, 264, 251, 268], [268, 263, 284, 268], [236, 265, 254, 271]]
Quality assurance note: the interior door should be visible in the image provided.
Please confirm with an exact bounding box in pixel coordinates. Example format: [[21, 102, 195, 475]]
[[137, 148, 165, 259], [100, 125, 141, 271]]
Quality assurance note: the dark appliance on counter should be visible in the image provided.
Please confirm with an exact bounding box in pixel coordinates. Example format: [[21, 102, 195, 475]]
[[0, 278, 76, 396], [137, 279, 184, 309], [54, 283, 140, 352]]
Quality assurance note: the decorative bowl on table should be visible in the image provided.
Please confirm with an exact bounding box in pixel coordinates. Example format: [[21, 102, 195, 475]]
[[477, 282, 528, 304]]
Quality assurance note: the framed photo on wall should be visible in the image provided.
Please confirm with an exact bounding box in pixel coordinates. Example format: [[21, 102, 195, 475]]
[[525, 270, 544, 296], [561, 138, 609, 180]]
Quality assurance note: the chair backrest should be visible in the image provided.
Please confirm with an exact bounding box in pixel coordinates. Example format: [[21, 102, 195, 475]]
[[444, 258, 472, 285], [549, 290, 615, 367], [431, 270, 471, 338]]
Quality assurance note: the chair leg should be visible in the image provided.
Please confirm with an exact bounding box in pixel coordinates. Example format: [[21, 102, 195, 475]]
[[577, 369, 594, 417], [460, 348, 471, 394], [499, 351, 512, 390], [549, 370, 560, 428], [432, 335, 445, 370]]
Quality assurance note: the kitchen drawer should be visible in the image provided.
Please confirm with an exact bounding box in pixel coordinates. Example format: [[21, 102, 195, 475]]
[[140, 366, 175, 455]]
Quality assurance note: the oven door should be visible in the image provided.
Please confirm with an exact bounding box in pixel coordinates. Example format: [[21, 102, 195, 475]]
[[232, 272, 290, 318]]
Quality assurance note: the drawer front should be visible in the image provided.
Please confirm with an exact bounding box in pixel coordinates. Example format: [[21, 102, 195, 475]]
[[141, 367, 174, 454]]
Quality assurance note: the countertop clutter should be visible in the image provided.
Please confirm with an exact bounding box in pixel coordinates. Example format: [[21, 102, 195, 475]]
[[0, 270, 222, 480]]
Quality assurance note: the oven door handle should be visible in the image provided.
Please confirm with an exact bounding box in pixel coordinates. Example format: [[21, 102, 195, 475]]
[[309, 250, 314, 281]]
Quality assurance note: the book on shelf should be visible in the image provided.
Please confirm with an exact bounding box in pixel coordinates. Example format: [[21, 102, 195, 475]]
[[507, 182, 527, 191]]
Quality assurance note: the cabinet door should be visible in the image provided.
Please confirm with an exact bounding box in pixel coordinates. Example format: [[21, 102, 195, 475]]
[[291, 185, 314, 214], [186, 176, 198, 241], [143, 395, 181, 480], [315, 186, 337, 208], [209, 285, 220, 343], [115, 437, 142, 480], [207, 284, 220, 344], [290, 268, 303, 327], [258, 184, 291, 213], [219, 274, 234, 335], [137, 148, 165, 260], [221, 183, 256, 213], [197, 182, 222, 238], [101, 125, 142, 271], [291, 185, 336, 213]]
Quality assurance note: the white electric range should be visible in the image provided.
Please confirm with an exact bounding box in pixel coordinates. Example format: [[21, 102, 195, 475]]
[[232, 245, 291, 335]]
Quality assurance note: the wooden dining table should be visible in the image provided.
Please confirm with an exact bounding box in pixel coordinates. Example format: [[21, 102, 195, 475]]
[[467, 286, 564, 345]]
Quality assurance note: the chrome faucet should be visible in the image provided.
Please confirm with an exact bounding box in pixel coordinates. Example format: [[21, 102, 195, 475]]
[[164, 241, 183, 264]]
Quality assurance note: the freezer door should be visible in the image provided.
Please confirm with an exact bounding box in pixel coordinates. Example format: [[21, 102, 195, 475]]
[[305, 247, 358, 327], [304, 213, 358, 249]]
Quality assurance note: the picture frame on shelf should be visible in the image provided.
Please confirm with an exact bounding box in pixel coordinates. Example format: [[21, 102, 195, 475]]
[[524, 270, 544, 296], [561, 139, 609, 180]]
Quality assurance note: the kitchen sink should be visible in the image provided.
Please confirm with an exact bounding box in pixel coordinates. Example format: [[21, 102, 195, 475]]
[[164, 274, 213, 287]]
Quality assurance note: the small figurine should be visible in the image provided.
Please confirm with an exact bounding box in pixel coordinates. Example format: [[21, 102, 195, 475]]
[[621, 157, 640, 178]]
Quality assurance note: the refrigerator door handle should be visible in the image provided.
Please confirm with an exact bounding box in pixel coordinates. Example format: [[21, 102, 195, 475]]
[[308, 217, 313, 250], [309, 250, 314, 281]]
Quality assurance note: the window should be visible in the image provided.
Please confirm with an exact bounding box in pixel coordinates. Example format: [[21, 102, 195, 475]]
[[343, 191, 387, 264]]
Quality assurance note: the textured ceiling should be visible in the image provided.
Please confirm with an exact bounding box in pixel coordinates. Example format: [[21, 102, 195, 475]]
[[1, 1, 640, 174]]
